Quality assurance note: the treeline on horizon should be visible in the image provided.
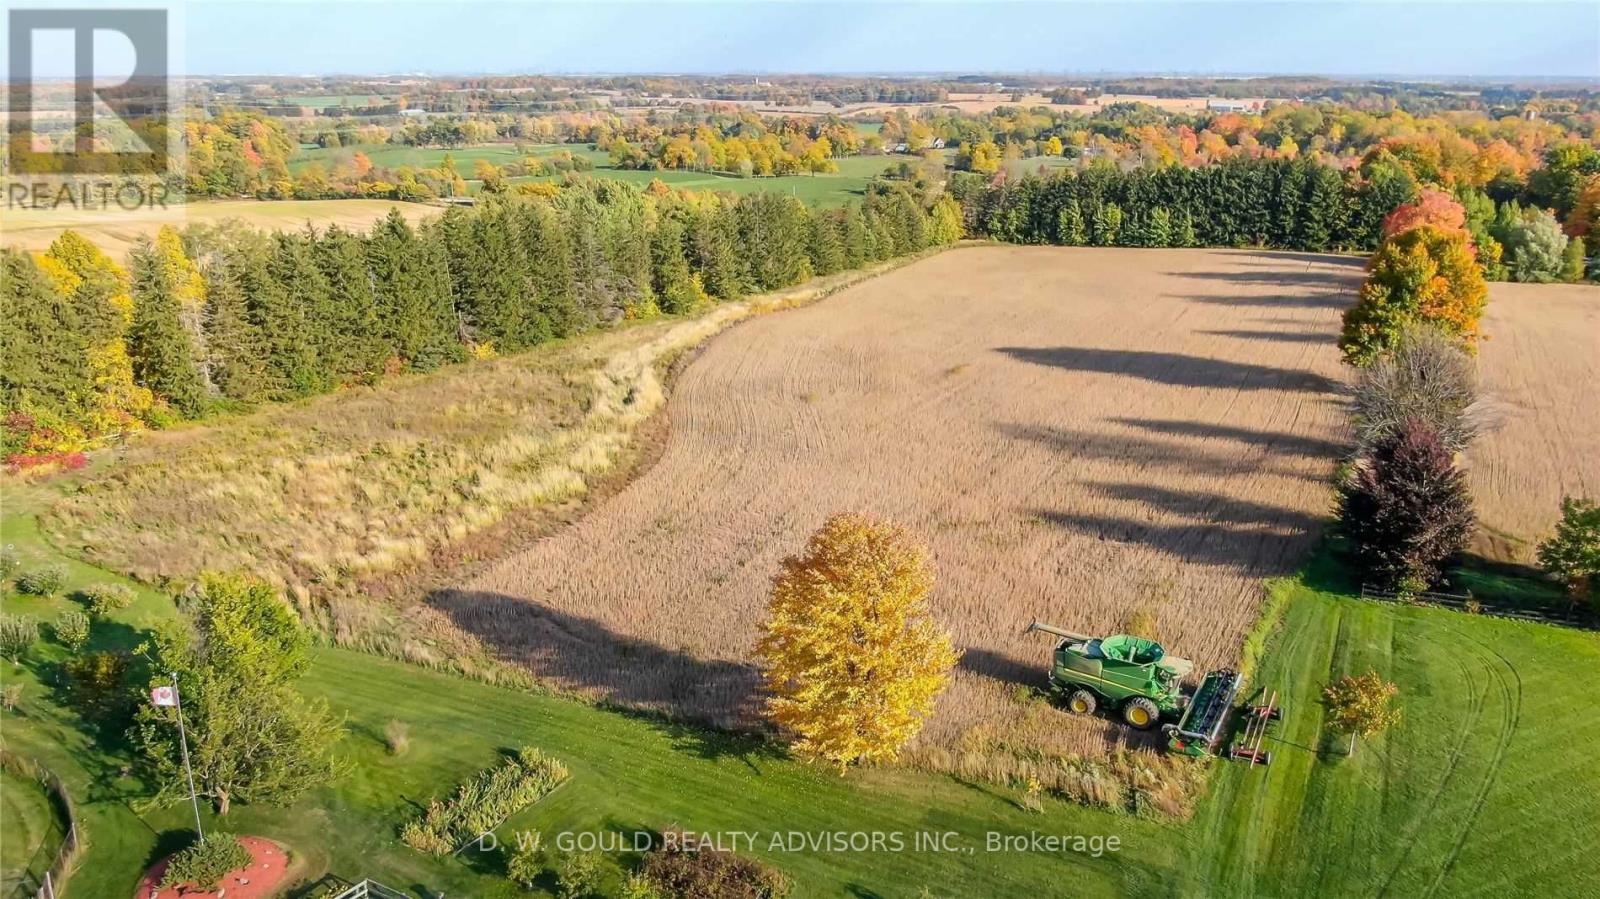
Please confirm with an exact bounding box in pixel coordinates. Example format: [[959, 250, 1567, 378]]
[[5, 147, 1597, 467], [1, 181, 963, 462]]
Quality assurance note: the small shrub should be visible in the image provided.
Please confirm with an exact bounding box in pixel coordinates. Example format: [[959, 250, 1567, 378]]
[[64, 650, 130, 719], [2, 683, 21, 711], [0, 547, 19, 580], [81, 582, 136, 616], [0, 614, 39, 662], [1537, 496, 1600, 608], [1020, 775, 1044, 813], [619, 872, 665, 899], [1463, 597, 1483, 615], [15, 565, 67, 598], [1321, 671, 1402, 756], [556, 851, 603, 899], [642, 831, 791, 899], [384, 719, 410, 756], [506, 840, 543, 890], [160, 834, 253, 890], [53, 610, 90, 651]]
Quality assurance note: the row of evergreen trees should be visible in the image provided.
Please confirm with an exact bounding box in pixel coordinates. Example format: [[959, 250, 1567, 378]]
[[951, 156, 1416, 252], [2, 181, 961, 458]]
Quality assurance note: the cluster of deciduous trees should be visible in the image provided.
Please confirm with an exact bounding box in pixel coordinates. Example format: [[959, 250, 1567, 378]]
[[598, 113, 862, 175], [1, 181, 958, 463], [1336, 193, 1488, 594]]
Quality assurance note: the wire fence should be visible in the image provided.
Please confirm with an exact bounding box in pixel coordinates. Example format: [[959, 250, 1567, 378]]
[[0, 751, 83, 899], [1358, 584, 1598, 630]]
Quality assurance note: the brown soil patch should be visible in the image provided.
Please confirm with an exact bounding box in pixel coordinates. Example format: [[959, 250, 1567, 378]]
[[443, 246, 1359, 757]]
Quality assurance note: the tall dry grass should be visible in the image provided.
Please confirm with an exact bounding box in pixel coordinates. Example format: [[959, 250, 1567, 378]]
[[39, 255, 934, 681]]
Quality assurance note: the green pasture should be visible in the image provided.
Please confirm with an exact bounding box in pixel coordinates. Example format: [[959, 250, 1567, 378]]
[[288, 142, 912, 207]]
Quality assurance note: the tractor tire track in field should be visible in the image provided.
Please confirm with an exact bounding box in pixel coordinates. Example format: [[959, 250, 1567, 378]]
[[1374, 624, 1489, 899], [1424, 623, 1523, 898]]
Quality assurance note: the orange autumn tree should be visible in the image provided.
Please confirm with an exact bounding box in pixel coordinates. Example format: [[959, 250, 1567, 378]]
[[1380, 188, 1469, 241], [1340, 224, 1488, 365], [756, 514, 959, 770]]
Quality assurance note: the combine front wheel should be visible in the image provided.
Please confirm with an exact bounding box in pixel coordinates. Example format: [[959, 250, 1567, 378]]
[[1066, 689, 1098, 716], [1122, 696, 1160, 730]]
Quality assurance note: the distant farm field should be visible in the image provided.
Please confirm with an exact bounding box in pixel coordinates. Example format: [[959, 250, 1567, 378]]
[[0, 198, 437, 257], [450, 246, 1362, 759], [290, 141, 912, 206], [1467, 282, 1600, 563]]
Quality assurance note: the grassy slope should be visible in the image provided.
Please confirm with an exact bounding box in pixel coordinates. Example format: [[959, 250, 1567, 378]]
[[1, 503, 1174, 897], [0, 767, 59, 888], [8, 469, 1599, 898], [1180, 557, 1600, 899]]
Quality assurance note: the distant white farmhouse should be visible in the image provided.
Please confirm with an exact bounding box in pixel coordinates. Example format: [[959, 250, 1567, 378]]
[[1205, 99, 1254, 114]]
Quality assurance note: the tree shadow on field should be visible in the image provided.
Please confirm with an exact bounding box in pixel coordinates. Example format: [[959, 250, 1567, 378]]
[[429, 589, 766, 744], [1163, 268, 1359, 290], [994, 346, 1343, 395], [1027, 481, 1325, 575], [1181, 291, 1351, 309], [1212, 249, 1367, 268], [998, 423, 1325, 482], [1200, 328, 1335, 344], [1110, 417, 1348, 459], [958, 647, 1044, 690]]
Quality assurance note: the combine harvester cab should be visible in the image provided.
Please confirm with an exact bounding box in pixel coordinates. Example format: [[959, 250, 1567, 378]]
[[1027, 622, 1194, 730]]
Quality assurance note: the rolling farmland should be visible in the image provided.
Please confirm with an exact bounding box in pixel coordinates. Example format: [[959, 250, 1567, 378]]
[[1, 198, 438, 257], [1467, 282, 1600, 563], [448, 246, 1362, 758]]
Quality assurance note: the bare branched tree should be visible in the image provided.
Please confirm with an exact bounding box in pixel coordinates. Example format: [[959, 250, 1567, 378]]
[[1352, 324, 1490, 454]]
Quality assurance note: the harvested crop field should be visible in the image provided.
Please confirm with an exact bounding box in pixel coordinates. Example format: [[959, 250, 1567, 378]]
[[1468, 282, 1600, 562], [442, 245, 1362, 759]]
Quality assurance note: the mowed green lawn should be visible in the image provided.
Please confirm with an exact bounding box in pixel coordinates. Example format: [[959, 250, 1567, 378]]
[[1179, 559, 1600, 899], [289, 142, 911, 207], [0, 767, 62, 893], [3, 465, 1596, 897]]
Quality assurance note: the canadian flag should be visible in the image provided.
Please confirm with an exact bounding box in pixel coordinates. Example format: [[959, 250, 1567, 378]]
[[150, 685, 178, 707]]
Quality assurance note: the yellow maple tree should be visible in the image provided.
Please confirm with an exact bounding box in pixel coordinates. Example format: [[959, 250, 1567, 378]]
[[756, 514, 959, 770]]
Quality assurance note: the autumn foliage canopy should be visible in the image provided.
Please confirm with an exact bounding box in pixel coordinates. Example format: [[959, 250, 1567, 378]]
[[1340, 224, 1488, 365], [756, 514, 959, 769]]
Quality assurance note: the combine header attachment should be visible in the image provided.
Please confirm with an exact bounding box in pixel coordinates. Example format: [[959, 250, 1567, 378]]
[[1166, 669, 1284, 764]]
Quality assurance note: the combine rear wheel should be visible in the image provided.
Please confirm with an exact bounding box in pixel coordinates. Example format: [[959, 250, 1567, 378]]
[[1066, 689, 1098, 716], [1122, 696, 1160, 730]]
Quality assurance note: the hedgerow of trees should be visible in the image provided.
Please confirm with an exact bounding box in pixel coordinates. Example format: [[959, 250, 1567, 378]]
[[1, 180, 954, 465]]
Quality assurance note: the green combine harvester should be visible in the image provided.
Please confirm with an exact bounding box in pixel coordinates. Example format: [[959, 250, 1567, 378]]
[[1027, 621, 1282, 762]]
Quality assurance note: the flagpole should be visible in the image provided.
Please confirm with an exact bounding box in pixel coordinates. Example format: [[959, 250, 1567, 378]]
[[170, 672, 205, 843]]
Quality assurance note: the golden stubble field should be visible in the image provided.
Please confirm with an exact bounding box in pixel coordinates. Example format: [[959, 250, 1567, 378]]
[[1469, 282, 1600, 562], [444, 245, 1363, 759], [1, 198, 438, 257]]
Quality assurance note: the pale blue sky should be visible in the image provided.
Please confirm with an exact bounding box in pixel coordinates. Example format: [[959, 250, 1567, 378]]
[[119, 1, 1600, 78]]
